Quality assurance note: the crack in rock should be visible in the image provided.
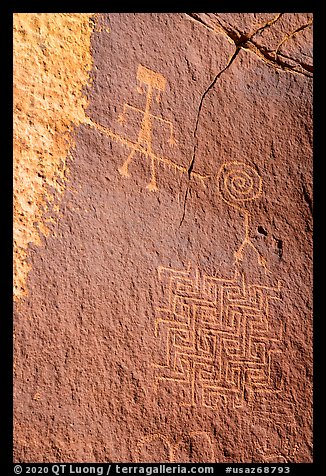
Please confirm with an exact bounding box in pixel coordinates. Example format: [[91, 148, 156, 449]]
[[249, 13, 283, 40], [179, 46, 240, 227], [187, 13, 313, 78], [179, 12, 312, 227], [275, 19, 313, 58]]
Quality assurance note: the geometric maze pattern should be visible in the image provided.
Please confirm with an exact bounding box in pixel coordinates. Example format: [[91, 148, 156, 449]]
[[154, 263, 284, 409]]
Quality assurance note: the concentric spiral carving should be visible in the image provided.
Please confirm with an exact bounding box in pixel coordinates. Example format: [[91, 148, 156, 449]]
[[218, 162, 262, 210]]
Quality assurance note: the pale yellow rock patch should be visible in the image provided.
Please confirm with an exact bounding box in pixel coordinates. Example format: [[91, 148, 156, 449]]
[[13, 13, 95, 300]]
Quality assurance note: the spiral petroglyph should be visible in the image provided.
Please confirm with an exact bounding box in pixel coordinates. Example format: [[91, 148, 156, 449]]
[[217, 162, 267, 271], [218, 162, 262, 211]]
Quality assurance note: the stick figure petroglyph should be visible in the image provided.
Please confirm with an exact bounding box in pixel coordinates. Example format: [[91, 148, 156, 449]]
[[217, 162, 268, 272], [85, 63, 208, 190], [118, 64, 177, 191]]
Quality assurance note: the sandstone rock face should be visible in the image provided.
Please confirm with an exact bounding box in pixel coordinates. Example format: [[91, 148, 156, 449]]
[[14, 13, 313, 463], [13, 13, 94, 301]]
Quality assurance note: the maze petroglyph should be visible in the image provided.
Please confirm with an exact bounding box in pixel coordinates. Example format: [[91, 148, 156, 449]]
[[86, 64, 209, 190], [153, 262, 283, 409]]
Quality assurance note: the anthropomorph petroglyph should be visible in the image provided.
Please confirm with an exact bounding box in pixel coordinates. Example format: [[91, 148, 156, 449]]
[[117, 64, 176, 191], [85, 64, 208, 190], [217, 162, 268, 272]]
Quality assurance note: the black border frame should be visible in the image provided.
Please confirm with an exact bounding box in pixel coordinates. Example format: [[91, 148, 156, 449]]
[[2, 2, 321, 474]]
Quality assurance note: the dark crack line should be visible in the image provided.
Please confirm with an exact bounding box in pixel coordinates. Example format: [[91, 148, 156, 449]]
[[212, 14, 245, 42], [188, 13, 244, 44], [186, 13, 216, 34], [257, 46, 313, 73], [214, 17, 313, 77], [248, 13, 283, 40], [179, 186, 189, 227], [179, 13, 312, 227], [211, 12, 283, 43], [276, 51, 313, 73], [187, 13, 313, 78], [275, 20, 313, 57], [179, 46, 240, 227], [189, 46, 240, 174], [248, 39, 313, 76]]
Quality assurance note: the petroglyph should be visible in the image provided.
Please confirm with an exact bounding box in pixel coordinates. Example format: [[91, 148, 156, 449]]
[[86, 64, 209, 190], [117, 64, 174, 191], [217, 162, 268, 272], [153, 262, 283, 409], [135, 431, 214, 462]]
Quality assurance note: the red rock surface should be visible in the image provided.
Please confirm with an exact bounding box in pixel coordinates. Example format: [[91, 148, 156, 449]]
[[14, 13, 313, 463]]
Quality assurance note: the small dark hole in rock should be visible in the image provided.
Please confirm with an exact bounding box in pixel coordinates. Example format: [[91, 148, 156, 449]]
[[258, 226, 267, 236], [277, 239, 283, 258], [189, 439, 194, 458]]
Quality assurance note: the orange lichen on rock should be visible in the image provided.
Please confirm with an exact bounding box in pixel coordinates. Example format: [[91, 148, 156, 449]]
[[13, 13, 95, 300]]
